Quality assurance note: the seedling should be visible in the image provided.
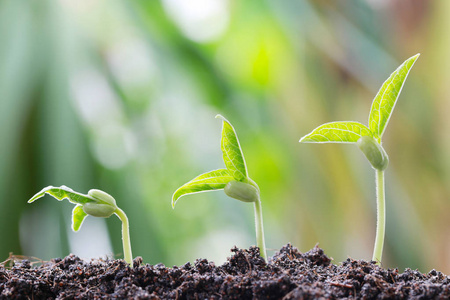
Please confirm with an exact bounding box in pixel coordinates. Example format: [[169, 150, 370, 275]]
[[27, 186, 133, 264], [172, 115, 267, 259], [299, 54, 420, 264]]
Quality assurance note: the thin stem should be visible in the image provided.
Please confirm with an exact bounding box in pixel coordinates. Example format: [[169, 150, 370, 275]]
[[372, 169, 385, 265], [254, 196, 267, 260], [114, 208, 133, 265]]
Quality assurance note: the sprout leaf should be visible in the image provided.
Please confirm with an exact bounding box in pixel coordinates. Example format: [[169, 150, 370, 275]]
[[173, 114, 267, 259], [28, 185, 133, 264], [172, 169, 233, 207], [299, 54, 420, 265], [72, 205, 88, 232], [368, 53, 420, 139], [300, 121, 372, 143], [28, 185, 95, 205], [216, 114, 248, 181]]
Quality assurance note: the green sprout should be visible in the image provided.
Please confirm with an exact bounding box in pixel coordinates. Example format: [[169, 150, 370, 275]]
[[299, 54, 420, 264], [172, 115, 267, 260], [27, 186, 133, 264]]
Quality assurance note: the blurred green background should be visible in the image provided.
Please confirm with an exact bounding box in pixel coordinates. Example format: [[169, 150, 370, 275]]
[[1, 0, 449, 274]]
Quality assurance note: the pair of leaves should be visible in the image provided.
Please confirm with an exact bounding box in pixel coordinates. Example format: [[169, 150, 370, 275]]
[[172, 115, 251, 207], [300, 54, 420, 144], [28, 185, 115, 232]]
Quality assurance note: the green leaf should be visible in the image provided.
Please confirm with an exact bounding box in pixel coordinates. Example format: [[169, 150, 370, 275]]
[[27, 185, 95, 205], [72, 205, 88, 232], [216, 114, 248, 181], [172, 169, 233, 207], [299, 121, 372, 143], [368, 53, 420, 139]]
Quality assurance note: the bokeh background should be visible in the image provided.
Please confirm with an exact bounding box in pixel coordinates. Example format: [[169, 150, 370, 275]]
[[1, 0, 449, 274]]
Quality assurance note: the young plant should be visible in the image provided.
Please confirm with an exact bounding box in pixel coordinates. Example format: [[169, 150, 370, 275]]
[[299, 54, 420, 264], [172, 115, 267, 260], [27, 186, 133, 264]]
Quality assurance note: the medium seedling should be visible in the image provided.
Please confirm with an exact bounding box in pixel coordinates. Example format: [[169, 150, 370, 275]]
[[28, 186, 133, 264], [299, 54, 420, 264], [172, 115, 267, 259]]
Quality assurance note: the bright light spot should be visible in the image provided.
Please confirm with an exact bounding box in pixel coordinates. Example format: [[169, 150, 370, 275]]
[[19, 206, 63, 260], [67, 217, 114, 260], [162, 0, 229, 43], [71, 69, 134, 169], [154, 92, 220, 168], [92, 123, 134, 170], [106, 38, 157, 87], [71, 70, 123, 128]]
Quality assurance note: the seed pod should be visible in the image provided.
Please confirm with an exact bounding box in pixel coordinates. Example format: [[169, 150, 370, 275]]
[[224, 180, 259, 203], [357, 136, 389, 171], [82, 202, 116, 218], [88, 189, 117, 207]]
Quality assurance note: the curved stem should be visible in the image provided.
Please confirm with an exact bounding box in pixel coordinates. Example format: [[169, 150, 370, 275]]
[[254, 196, 267, 260], [114, 208, 133, 264], [372, 169, 385, 265]]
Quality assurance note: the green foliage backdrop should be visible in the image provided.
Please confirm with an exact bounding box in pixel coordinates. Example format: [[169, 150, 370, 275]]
[[1, 0, 449, 273]]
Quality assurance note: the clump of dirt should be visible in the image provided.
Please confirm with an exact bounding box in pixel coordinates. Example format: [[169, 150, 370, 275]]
[[0, 244, 448, 299]]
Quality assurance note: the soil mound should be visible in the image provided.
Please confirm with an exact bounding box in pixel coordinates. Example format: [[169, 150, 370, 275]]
[[0, 244, 448, 299]]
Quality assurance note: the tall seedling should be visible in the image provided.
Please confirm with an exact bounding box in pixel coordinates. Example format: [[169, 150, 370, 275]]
[[172, 115, 267, 259], [300, 54, 420, 264]]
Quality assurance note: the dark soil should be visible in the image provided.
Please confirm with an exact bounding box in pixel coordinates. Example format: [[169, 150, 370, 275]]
[[0, 244, 449, 299]]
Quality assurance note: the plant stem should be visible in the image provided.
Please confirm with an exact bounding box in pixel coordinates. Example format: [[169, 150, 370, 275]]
[[254, 196, 267, 260], [114, 208, 133, 265], [372, 169, 385, 265]]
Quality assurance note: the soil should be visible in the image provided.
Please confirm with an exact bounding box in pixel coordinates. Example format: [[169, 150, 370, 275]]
[[0, 244, 449, 299]]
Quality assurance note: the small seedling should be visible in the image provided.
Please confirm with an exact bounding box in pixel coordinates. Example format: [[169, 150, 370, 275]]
[[299, 54, 420, 264], [172, 115, 267, 259], [27, 186, 133, 264]]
